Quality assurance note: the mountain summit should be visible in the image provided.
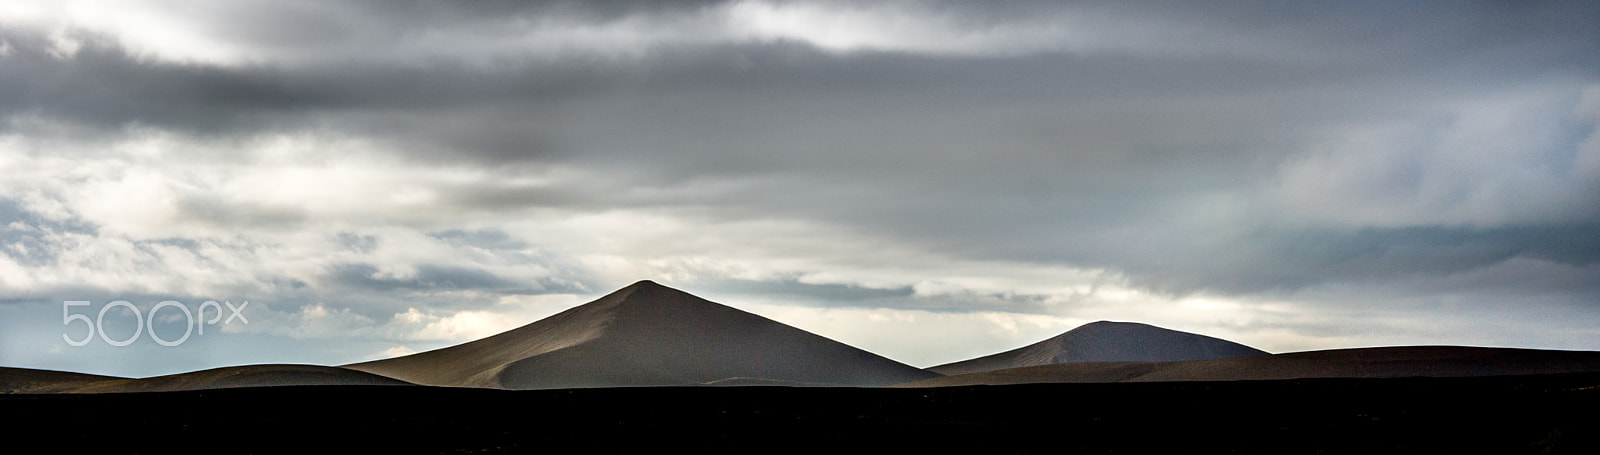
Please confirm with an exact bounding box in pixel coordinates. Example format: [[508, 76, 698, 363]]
[[347, 280, 938, 389], [929, 321, 1267, 376]]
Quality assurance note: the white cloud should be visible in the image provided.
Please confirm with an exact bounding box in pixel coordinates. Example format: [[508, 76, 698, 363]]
[[386, 307, 524, 341], [375, 344, 415, 359], [0, 0, 249, 64], [723, 0, 1061, 56], [720, 1, 1284, 59], [221, 301, 376, 339], [226, 298, 547, 343], [0, 0, 1287, 66], [0, 124, 589, 300]]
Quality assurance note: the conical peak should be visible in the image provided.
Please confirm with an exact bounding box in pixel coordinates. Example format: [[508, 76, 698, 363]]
[[601, 280, 734, 317], [614, 280, 690, 302], [579, 280, 678, 307], [626, 279, 664, 289]]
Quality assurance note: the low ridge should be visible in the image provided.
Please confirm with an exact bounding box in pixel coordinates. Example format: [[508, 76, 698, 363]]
[[905, 346, 1600, 387], [347, 280, 939, 389], [930, 320, 1267, 376], [0, 364, 410, 393]]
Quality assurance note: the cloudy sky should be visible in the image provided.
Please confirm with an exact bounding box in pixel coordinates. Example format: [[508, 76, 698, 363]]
[[1, 1, 1597, 377]]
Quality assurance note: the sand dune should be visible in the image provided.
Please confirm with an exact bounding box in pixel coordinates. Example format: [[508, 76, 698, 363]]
[[0, 364, 410, 393], [904, 345, 1600, 387], [0, 367, 125, 393], [347, 280, 939, 389], [929, 320, 1267, 376]]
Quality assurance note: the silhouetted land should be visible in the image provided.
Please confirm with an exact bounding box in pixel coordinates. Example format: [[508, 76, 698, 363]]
[[3, 373, 1597, 454]]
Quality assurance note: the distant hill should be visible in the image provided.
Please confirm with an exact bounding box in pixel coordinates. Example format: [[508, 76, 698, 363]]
[[346, 280, 939, 389], [0, 364, 409, 393], [905, 346, 1600, 387], [930, 320, 1267, 376], [0, 367, 124, 393]]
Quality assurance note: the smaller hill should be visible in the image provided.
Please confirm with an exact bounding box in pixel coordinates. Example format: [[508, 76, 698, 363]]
[[903, 346, 1600, 387], [0, 367, 125, 393], [929, 321, 1267, 376], [0, 364, 410, 393]]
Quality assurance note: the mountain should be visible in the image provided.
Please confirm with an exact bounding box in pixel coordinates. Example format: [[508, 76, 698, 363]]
[[904, 346, 1600, 387], [929, 320, 1267, 376], [0, 364, 410, 393], [346, 280, 939, 389]]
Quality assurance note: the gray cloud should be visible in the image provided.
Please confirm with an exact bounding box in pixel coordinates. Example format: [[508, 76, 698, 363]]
[[326, 263, 520, 292], [2, 1, 1594, 291], [708, 277, 915, 302], [1119, 224, 1600, 295]]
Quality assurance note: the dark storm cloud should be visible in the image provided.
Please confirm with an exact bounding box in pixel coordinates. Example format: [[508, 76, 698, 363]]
[[0, 27, 634, 138], [0, 30, 322, 131]]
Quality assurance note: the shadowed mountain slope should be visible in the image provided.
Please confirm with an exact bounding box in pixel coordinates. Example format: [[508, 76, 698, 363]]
[[347, 280, 939, 389], [930, 321, 1268, 376], [904, 346, 1600, 387]]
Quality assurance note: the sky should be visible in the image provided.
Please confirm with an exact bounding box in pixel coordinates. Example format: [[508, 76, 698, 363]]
[[1, 0, 1597, 378]]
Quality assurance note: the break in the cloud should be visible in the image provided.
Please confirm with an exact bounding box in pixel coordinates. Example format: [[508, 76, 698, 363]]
[[0, 0, 1298, 65], [1, 0, 1597, 377]]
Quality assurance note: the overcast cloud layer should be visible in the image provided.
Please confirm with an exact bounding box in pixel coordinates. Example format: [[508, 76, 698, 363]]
[[2, 1, 1598, 377]]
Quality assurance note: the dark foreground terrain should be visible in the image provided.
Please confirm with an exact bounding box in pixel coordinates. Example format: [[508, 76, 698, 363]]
[[4, 373, 1598, 454]]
